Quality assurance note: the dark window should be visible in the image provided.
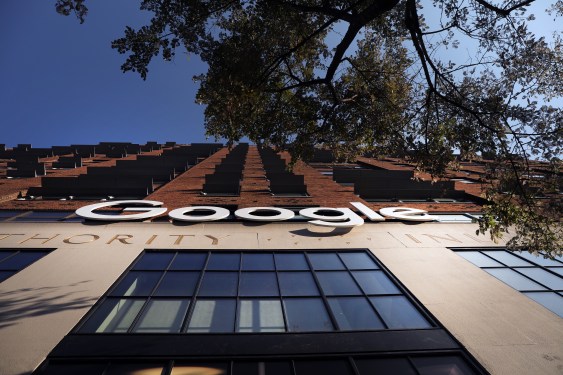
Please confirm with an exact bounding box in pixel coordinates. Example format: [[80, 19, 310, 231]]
[[11, 211, 75, 222], [0, 211, 26, 221], [0, 249, 51, 282], [36, 355, 483, 374], [453, 248, 563, 317], [77, 250, 433, 334]]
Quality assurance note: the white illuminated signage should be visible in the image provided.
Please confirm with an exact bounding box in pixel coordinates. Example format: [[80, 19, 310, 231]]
[[299, 207, 364, 228], [379, 207, 436, 222], [168, 206, 230, 222], [76, 200, 437, 226], [235, 207, 295, 221], [75, 200, 167, 221]]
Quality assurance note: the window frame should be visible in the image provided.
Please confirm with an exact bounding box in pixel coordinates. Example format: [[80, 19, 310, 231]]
[[74, 249, 438, 335], [452, 247, 563, 317], [0, 248, 53, 283], [45, 249, 487, 374]]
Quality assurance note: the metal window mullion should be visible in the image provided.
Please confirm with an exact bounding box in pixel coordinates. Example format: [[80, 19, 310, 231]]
[[180, 251, 210, 333], [503, 266, 557, 292], [99, 360, 112, 375], [511, 250, 563, 266], [476, 250, 513, 268], [290, 359, 297, 375], [161, 359, 174, 375], [369, 252, 438, 328], [348, 356, 362, 375], [405, 356, 423, 375], [127, 252, 172, 333], [0, 251, 21, 268], [478, 249, 562, 292], [4, 211, 30, 222], [304, 251, 339, 331], [127, 295, 153, 333], [337, 253, 390, 330], [233, 252, 243, 333], [273, 251, 290, 332]]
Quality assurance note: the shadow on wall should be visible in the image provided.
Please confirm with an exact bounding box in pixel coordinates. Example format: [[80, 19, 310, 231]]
[[290, 227, 353, 237], [0, 280, 96, 330]]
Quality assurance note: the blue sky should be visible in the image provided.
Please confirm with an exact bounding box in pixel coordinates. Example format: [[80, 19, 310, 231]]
[[0, 1, 209, 148], [1, 1, 559, 149]]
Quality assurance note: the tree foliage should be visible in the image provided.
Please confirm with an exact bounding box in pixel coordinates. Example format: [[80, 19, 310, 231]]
[[56, 0, 562, 257]]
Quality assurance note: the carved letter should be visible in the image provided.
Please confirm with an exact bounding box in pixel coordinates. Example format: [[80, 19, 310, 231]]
[[63, 234, 100, 244], [106, 234, 134, 244], [170, 235, 195, 245], [20, 234, 60, 244]]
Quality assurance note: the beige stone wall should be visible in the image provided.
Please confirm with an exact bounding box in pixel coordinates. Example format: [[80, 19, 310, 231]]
[[0, 221, 561, 375]]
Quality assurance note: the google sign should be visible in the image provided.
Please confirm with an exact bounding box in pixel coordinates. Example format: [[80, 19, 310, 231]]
[[76, 201, 437, 228]]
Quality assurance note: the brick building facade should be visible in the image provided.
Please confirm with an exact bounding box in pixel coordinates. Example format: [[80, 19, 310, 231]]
[[0, 142, 561, 375]]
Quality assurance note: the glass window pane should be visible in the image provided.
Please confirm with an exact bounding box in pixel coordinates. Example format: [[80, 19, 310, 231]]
[[283, 298, 333, 332], [171, 362, 229, 375], [199, 272, 238, 296], [328, 297, 384, 330], [105, 362, 165, 375], [133, 299, 189, 333], [456, 251, 504, 267], [263, 361, 293, 375], [352, 271, 400, 295], [308, 253, 345, 270], [237, 299, 285, 332], [515, 268, 563, 290], [110, 272, 162, 296], [187, 299, 236, 333], [232, 361, 293, 375], [355, 357, 416, 375], [516, 252, 563, 266], [80, 298, 145, 333], [434, 214, 473, 223], [0, 251, 48, 270], [524, 292, 563, 317], [239, 272, 279, 296], [38, 361, 107, 375], [0, 251, 16, 263], [411, 356, 477, 375], [547, 267, 563, 277], [0, 211, 25, 219], [0, 271, 16, 282], [169, 253, 207, 270], [481, 251, 531, 267], [485, 268, 547, 291], [12, 211, 71, 221], [207, 253, 240, 270], [133, 253, 174, 270], [275, 253, 309, 270], [232, 362, 260, 375], [340, 252, 379, 270], [242, 253, 275, 270], [153, 272, 200, 296], [316, 271, 361, 295], [370, 296, 431, 329], [294, 359, 353, 375], [278, 272, 319, 296]]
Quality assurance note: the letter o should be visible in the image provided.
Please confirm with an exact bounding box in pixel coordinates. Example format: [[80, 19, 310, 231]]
[[168, 206, 230, 222], [300, 207, 364, 228], [299, 207, 348, 221], [63, 234, 100, 244], [235, 207, 294, 221]]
